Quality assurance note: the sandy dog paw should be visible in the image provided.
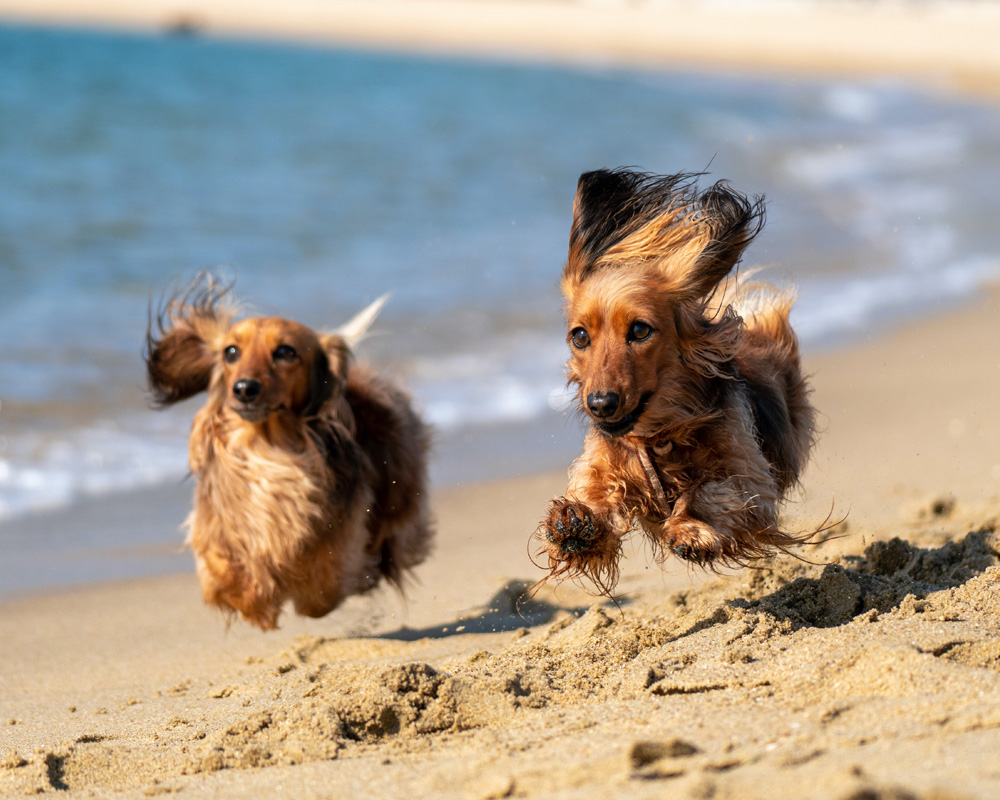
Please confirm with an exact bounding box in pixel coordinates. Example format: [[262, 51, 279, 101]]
[[544, 498, 603, 556], [536, 499, 623, 594], [664, 514, 726, 565]]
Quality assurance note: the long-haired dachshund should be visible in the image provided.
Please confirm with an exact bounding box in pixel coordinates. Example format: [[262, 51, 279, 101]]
[[538, 169, 816, 594], [145, 275, 432, 630]]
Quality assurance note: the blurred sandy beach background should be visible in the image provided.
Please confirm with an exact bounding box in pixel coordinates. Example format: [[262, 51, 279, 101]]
[[2, 2, 1000, 798], [4, 0, 1000, 92]]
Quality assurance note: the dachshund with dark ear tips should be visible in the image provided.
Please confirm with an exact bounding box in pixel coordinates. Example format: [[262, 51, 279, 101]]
[[145, 275, 432, 630], [537, 169, 817, 595]]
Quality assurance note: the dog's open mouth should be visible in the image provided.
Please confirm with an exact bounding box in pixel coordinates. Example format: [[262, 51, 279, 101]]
[[592, 392, 653, 437], [230, 404, 275, 423]]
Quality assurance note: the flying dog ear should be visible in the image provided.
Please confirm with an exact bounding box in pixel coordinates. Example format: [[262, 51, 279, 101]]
[[563, 169, 764, 301], [566, 169, 645, 281], [682, 181, 766, 300], [145, 274, 236, 406], [334, 293, 389, 349], [565, 169, 693, 284]]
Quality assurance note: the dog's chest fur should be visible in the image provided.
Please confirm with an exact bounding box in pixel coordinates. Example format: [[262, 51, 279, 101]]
[[622, 385, 763, 519], [186, 406, 337, 571]]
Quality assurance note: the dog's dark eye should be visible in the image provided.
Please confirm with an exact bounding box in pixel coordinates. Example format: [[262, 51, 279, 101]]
[[272, 344, 298, 362], [570, 328, 590, 349], [628, 322, 653, 343], [223, 345, 241, 364]]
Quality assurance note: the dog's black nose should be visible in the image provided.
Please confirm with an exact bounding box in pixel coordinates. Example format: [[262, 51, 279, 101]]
[[233, 379, 262, 404], [587, 391, 620, 418]]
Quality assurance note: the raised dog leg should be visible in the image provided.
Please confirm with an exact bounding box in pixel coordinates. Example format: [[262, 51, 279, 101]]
[[655, 476, 781, 566], [539, 432, 649, 591]]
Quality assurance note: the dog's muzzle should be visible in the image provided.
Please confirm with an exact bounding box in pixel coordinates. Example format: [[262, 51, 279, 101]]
[[232, 378, 271, 421], [589, 391, 652, 437], [233, 378, 262, 403], [586, 391, 620, 418]]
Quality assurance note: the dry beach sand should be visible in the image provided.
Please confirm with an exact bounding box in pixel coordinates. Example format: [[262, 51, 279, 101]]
[[4, 2, 1000, 798]]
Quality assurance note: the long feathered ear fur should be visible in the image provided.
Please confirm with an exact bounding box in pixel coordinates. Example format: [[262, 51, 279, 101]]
[[564, 168, 765, 299], [144, 273, 236, 406]]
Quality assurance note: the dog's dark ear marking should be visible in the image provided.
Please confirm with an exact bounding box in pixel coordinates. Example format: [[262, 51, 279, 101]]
[[302, 348, 336, 417], [569, 169, 644, 271], [311, 333, 353, 416], [687, 181, 766, 298], [564, 169, 764, 299], [144, 273, 233, 406], [566, 168, 702, 282]]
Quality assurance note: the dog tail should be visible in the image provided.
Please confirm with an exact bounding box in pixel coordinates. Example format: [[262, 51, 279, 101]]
[[337, 293, 390, 348], [711, 268, 798, 350], [719, 269, 816, 490]]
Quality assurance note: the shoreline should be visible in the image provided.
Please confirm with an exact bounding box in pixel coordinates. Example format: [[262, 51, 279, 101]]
[[3, 284, 998, 602], [2, 1, 999, 600], [2, 1, 1000, 98]]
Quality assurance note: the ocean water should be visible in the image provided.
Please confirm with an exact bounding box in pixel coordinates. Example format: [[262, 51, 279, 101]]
[[2, 24, 1000, 548]]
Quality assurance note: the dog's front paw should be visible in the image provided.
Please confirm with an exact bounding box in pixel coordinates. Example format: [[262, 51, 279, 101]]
[[537, 497, 623, 594], [663, 514, 727, 565], [545, 498, 602, 556]]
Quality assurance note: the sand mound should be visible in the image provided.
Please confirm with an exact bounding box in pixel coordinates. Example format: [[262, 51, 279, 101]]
[[3, 519, 999, 798]]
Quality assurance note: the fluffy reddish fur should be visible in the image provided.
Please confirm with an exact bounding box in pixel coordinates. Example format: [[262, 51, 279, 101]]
[[145, 276, 432, 630], [538, 169, 816, 594]]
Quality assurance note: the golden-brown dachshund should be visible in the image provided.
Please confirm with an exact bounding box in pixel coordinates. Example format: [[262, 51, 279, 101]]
[[539, 169, 816, 593], [146, 276, 432, 629]]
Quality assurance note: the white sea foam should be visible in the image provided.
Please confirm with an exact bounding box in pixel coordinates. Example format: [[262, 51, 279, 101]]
[[823, 85, 880, 123], [786, 124, 966, 188], [0, 415, 190, 521], [407, 336, 568, 431], [792, 256, 1000, 346]]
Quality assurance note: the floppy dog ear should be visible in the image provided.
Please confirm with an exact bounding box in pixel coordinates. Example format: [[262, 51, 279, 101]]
[[309, 294, 388, 413], [145, 274, 235, 406], [301, 347, 336, 417]]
